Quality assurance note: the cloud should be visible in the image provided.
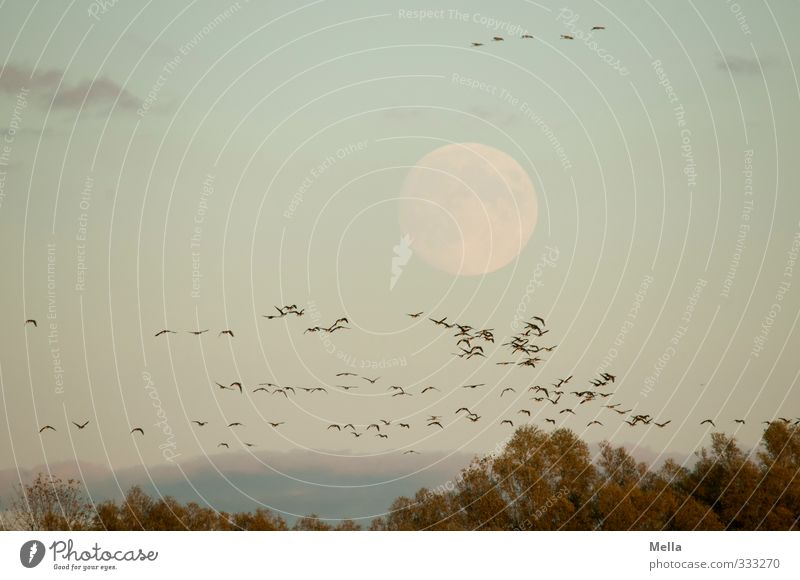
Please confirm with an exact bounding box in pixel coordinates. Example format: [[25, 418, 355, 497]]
[[715, 55, 772, 75], [0, 449, 475, 524], [0, 63, 139, 111]]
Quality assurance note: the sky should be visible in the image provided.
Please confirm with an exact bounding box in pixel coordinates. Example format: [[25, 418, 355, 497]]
[[0, 0, 799, 521]]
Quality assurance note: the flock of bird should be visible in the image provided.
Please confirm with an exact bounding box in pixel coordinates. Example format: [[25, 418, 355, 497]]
[[25, 309, 798, 452], [469, 25, 606, 47]]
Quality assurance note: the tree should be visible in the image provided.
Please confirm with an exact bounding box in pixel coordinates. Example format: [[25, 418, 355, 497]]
[[7, 473, 92, 530]]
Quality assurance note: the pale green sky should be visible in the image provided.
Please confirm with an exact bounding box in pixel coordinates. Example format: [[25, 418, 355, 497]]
[[0, 0, 799, 518]]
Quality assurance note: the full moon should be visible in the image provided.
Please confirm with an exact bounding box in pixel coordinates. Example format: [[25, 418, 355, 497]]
[[398, 143, 538, 276]]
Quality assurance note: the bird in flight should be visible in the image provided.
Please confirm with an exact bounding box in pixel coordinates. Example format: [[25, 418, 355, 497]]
[[72, 420, 90, 430], [500, 420, 514, 427], [188, 329, 208, 335], [337, 372, 358, 377], [518, 409, 531, 416], [587, 421, 603, 427], [701, 419, 716, 427], [492, 36, 504, 41], [130, 427, 144, 435], [462, 383, 485, 390], [545, 418, 556, 425], [559, 409, 575, 415], [407, 311, 423, 318], [228, 422, 244, 428], [398, 422, 411, 429], [376, 434, 389, 439], [338, 385, 359, 391], [521, 34, 534, 39], [268, 421, 285, 428], [154, 329, 176, 337], [591, 25, 606, 30], [230, 382, 243, 394], [561, 34, 574, 40], [218, 443, 229, 448], [470, 42, 483, 47], [25, 319, 37, 327], [653, 420, 671, 428], [191, 420, 208, 427], [361, 376, 380, 384], [39, 425, 56, 433], [428, 421, 444, 429], [501, 387, 516, 397], [421, 386, 439, 394], [733, 419, 746, 425], [219, 330, 234, 338], [253, 387, 269, 393], [327, 424, 341, 431], [403, 450, 419, 454]]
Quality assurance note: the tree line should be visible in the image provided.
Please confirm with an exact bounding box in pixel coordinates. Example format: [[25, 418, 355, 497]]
[[2, 422, 797, 531]]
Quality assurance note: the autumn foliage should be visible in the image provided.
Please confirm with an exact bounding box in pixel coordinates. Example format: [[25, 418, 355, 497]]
[[3, 422, 797, 531]]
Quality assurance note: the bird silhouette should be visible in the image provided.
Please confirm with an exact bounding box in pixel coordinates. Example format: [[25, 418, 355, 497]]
[[39, 425, 56, 433], [521, 34, 534, 39], [545, 419, 556, 425], [219, 330, 234, 338], [407, 312, 423, 318], [701, 419, 716, 427], [561, 34, 574, 40], [399, 423, 411, 429], [403, 450, 419, 454], [327, 424, 341, 430], [230, 382, 243, 394], [25, 319, 37, 327], [500, 387, 516, 397], [361, 376, 380, 384], [733, 419, 746, 425], [154, 329, 176, 337], [421, 386, 439, 394], [518, 409, 531, 416], [337, 372, 357, 377], [428, 421, 444, 429], [654, 420, 671, 428], [377, 434, 389, 439], [591, 25, 606, 30], [72, 420, 90, 430], [218, 443, 229, 448], [587, 421, 603, 427], [492, 36, 504, 41], [470, 42, 483, 47], [268, 421, 285, 428], [188, 329, 208, 335], [191, 420, 208, 427], [228, 422, 244, 428], [131, 427, 144, 435], [501, 420, 514, 427]]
